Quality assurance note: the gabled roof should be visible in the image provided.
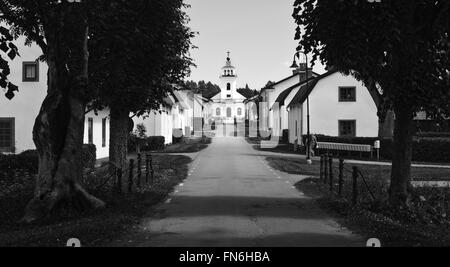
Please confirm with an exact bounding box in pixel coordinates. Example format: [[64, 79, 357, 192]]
[[261, 71, 320, 91], [287, 70, 339, 108], [271, 76, 317, 110], [173, 91, 190, 110]]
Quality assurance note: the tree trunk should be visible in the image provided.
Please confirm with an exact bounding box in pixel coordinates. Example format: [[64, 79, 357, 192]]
[[109, 106, 130, 178], [378, 109, 395, 139], [389, 106, 414, 207], [22, 8, 105, 223]]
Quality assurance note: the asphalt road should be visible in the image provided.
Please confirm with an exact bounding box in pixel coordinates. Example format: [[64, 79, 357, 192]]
[[116, 134, 364, 247]]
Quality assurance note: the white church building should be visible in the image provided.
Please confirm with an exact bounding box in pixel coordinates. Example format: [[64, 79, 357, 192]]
[[208, 53, 246, 124]]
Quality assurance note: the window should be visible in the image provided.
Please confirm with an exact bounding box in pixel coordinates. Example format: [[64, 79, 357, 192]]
[[339, 87, 356, 102], [295, 121, 298, 137], [227, 94, 231, 98], [237, 108, 242, 116], [227, 83, 231, 91], [216, 108, 221, 116], [23, 61, 39, 82], [231, 70, 234, 76], [227, 108, 232, 118], [88, 118, 94, 145], [102, 118, 107, 148], [339, 120, 356, 137], [0, 118, 14, 153]]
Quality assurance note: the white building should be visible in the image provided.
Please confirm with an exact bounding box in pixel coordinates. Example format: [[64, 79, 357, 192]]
[[260, 65, 318, 137], [132, 90, 209, 144], [0, 39, 109, 158], [209, 53, 246, 124], [285, 70, 379, 144]]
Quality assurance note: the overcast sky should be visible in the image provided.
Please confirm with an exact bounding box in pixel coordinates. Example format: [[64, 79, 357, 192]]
[[185, 0, 326, 90]]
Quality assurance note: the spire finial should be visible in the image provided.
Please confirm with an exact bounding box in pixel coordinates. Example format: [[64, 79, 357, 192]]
[[227, 51, 230, 60]]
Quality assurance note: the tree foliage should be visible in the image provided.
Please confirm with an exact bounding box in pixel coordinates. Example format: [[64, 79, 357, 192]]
[[293, 0, 449, 116], [293, 0, 450, 205], [237, 84, 258, 99], [89, 0, 195, 116], [184, 80, 221, 99]]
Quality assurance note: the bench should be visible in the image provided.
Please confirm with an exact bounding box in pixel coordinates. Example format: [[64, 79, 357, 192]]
[[317, 142, 374, 158]]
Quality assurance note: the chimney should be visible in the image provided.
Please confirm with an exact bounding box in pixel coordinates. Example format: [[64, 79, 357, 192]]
[[292, 63, 313, 82]]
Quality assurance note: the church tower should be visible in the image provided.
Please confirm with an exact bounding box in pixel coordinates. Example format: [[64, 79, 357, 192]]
[[219, 52, 238, 101]]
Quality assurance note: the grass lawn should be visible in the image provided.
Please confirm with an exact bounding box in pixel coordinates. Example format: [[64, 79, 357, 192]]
[[0, 155, 191, 247], [267, 156, 450, 247], [266, 156, 450, 182], [155, 136, 212, 154]]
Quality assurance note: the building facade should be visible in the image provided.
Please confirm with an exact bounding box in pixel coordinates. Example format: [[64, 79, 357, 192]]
[[209, 53, 246, 124], [0, 38, 109, 158], [286, 71, 379, 144]]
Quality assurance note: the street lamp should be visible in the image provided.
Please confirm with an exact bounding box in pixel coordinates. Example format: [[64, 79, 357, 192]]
[[290, 51, 312, 165]]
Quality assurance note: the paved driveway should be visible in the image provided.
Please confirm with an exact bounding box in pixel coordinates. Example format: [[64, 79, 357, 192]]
[[115, 136, 364, 247]]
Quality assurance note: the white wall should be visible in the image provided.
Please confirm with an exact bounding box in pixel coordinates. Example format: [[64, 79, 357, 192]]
[[302, 72, 378, 137], [262, 75, 299, 129], [84, 109, 110, 159], [288, 105, 303, 144], [0, 38, 47, 153], [133, 105, 174, 145], [0, 38, 109, 159]]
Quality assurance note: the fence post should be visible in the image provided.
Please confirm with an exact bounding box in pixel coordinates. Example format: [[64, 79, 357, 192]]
[[339, 159, 344, 196], [137, 153, 142, 188], [145, 154, 150, 184], [329, 156, 334, 192], [116, 168, 122, 194], [319, 156, 324, 182], [324, 154, 329, 185], [128, 159, 134, 193], [352, 166, 359, 206], [149, 154, 154, 183]]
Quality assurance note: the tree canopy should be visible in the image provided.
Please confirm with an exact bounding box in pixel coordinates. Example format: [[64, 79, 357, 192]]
[[293, 0, 450, 205], [184, 80, 221, 99], [89, 0, 194, 116]]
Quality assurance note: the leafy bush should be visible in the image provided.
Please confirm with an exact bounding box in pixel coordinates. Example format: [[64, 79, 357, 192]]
[[381, 138, 450, 163], [172, 128, 184, 144], [142, 136, 165, 151], [305, 134, 450, 163], [281, 129, 289, 144], [0, 150, 39, 178], [0, 145, 97, 179], [416, 132, 450, 138], [82, 144, 97, 170]]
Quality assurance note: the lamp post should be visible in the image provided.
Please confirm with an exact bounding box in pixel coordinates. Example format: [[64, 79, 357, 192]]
[[290, 51, 312, 165]]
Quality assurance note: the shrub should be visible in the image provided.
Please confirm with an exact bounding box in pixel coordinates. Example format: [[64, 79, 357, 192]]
[[0, 145, 97, 179], [281, 129, 289, 144], [307, 134, 450, 163], [0, 150, 39, 177], [415, 132, 450, 138], [82, 144, 97, 169], [381, 138, 450, 163], [172, 128, 184, 144], [142, 136, 165, 151]]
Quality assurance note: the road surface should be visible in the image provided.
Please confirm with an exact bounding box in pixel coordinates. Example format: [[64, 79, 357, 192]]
[[114, 135, 364, 247]]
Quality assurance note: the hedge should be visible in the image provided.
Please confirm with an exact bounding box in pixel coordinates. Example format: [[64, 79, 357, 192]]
[[0, 145, 97, 178], [303, 134, 450, 163], [142, 136, 165, 151], [172, 129, 184, 144], [380, 138, 450, 163], [129, 135, 166, 152], [82, 144, 97, 170]]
